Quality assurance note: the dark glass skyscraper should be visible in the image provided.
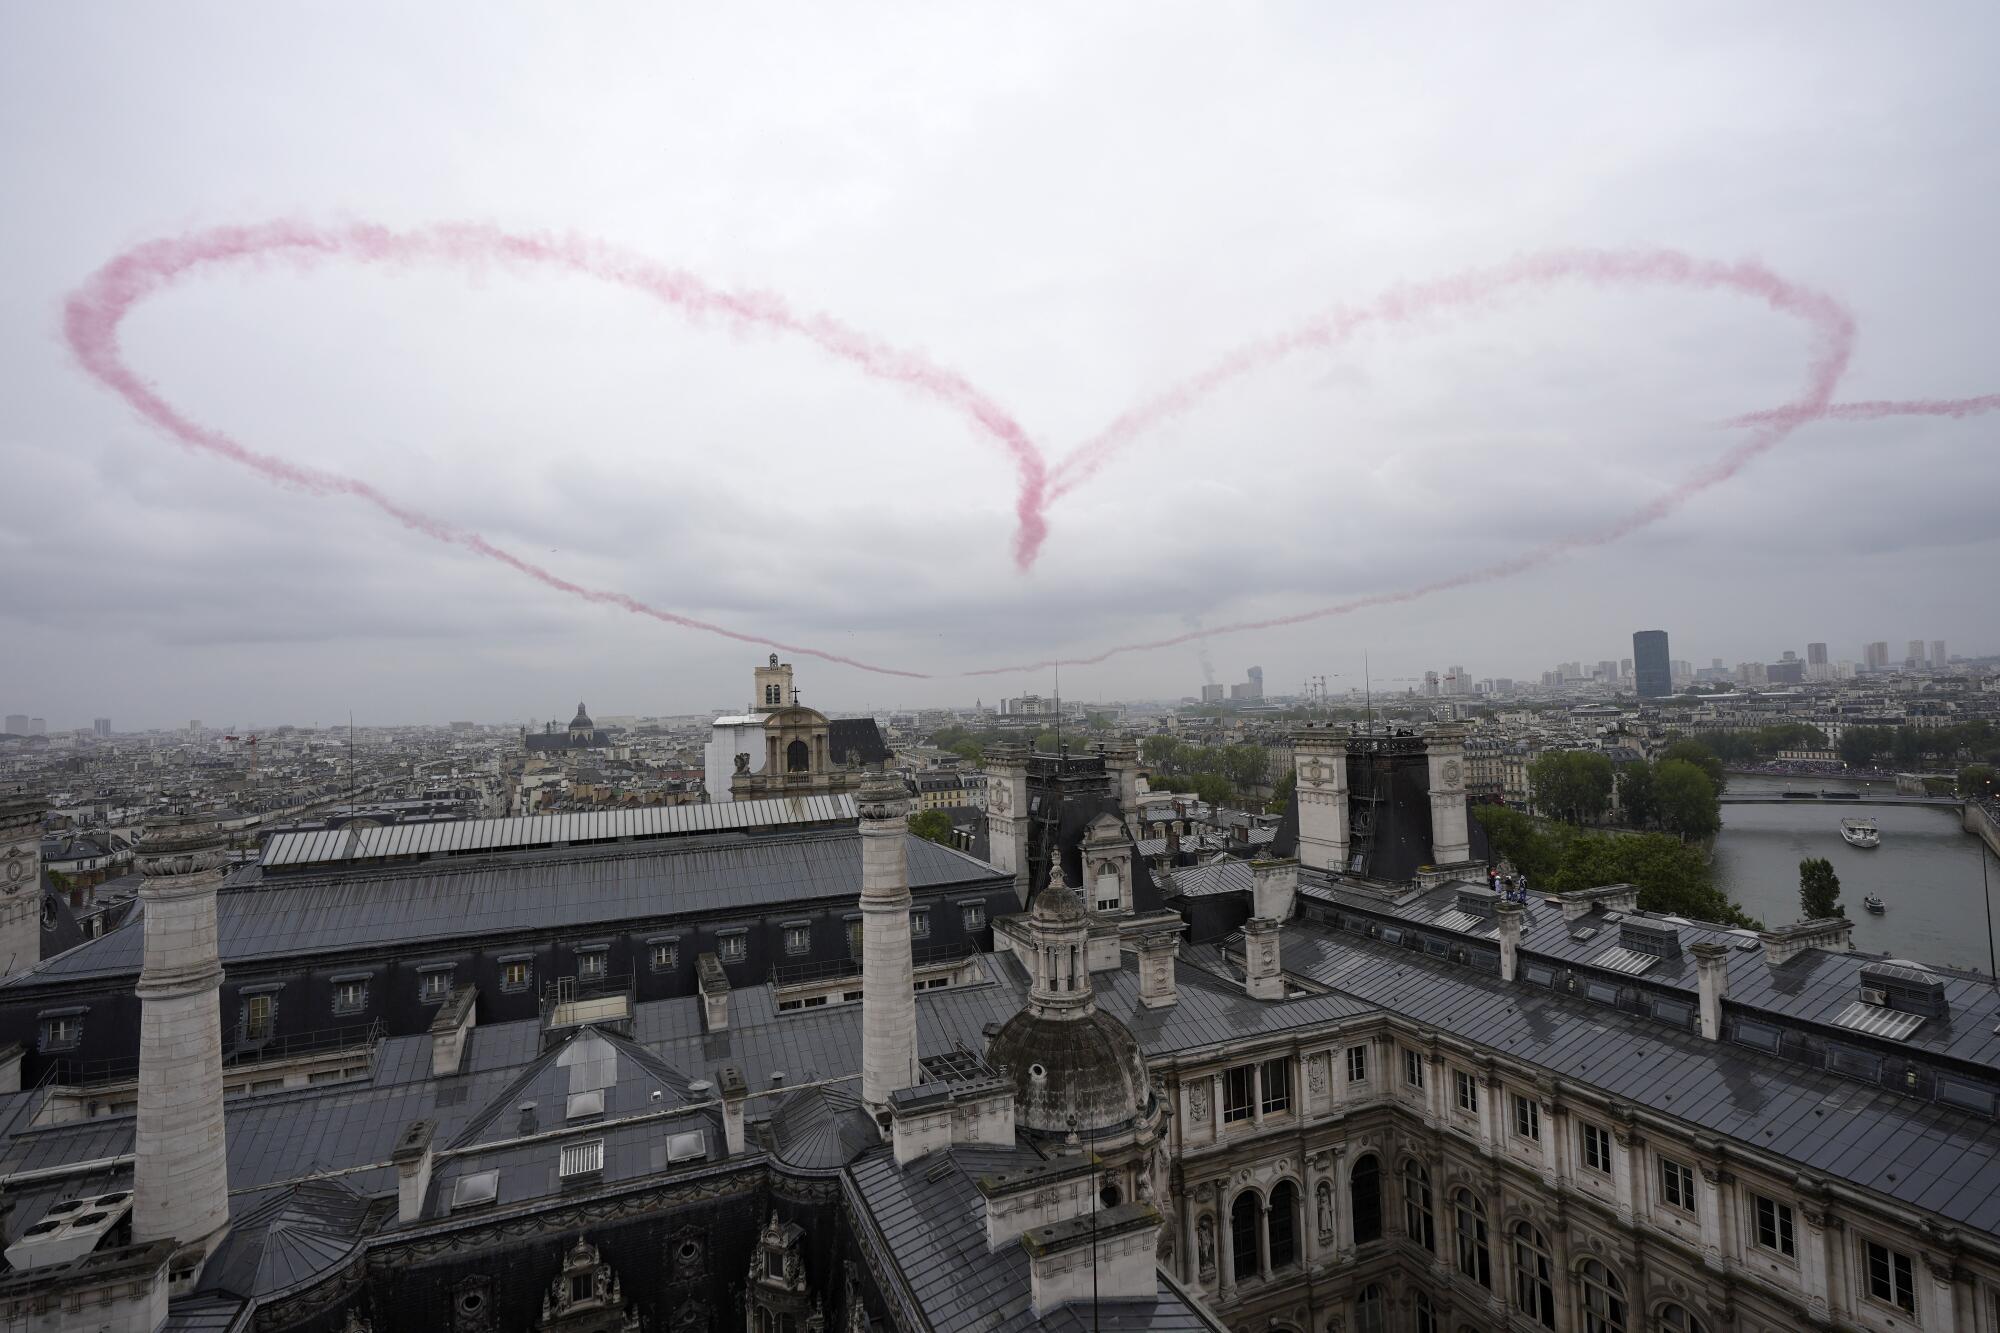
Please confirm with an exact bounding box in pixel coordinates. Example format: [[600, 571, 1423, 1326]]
[[1633, 630, 1671, 698]]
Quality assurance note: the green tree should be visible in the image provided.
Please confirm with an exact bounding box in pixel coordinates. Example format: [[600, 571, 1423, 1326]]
[[1659, 739, 1727, 795], [1140, 735, 1182, 770], [947, 739, 984, 765], [1182, 771, 1236, 807], [1960, 763, 1998, 800], [1528, 751, 1614, 824], [1838, 725, 1892, 768], [1653, 759, 1720, 839], [1616, 762, 1658, 829], [1798, 857, 1842, 920], [1267, 769, 1296, 816], [907, 809, 955, 845]]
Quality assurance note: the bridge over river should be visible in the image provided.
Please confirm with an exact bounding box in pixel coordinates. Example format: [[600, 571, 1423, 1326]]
[[1717, 791, 1963, 808]]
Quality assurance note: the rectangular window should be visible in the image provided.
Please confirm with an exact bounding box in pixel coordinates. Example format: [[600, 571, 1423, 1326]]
[[910, 908, 930, 940], [243, 994, 274, 1041], [961, 903, 985, 932], [501, 959, 532, 992], [1404, 1048, 1426, 1090], [1223, 1065, 1255, 1123], [577, 951, 607, 981], [1866, 1241, 1916, 1315], [650, 942, 678, 971], [1454, 1069, 1480, 1114], [718, 933, 747, 962], [846, 919, 863, 956], [1581, 1122, 1612, 1173], [1346, 1045, 1369, 1084], [1260, 1058, 1292, 1115], [1660, 1157, 1695, 1212], [1513, 1094, 1541, 1142], [784, 925, 811, 955], [419, 968, 453, 1003], [332, 979, 368, 1014], [39, 1015, 81, 1052], [1754, 1195, 1796, 1258], [1096, 872, 1121, 912]]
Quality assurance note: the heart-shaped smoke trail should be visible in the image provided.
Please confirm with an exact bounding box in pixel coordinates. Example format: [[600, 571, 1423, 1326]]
[[65, 223, 1997, 680]]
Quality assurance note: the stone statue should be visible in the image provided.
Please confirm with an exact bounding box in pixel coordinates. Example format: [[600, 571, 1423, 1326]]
[[1317, 1180, 1335, 1243], [734, 752, 751, 774], [1197, 1214, 1216, 1280]]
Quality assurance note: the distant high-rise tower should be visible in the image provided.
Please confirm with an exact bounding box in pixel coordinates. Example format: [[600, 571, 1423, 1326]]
[[1245, 665, 1263, 700], [1807, 643, 1828, 666], [1864, 641, 1889, 672], [1633, 630, 1671, 698], [1906, 639, 1927, 669], [93, 718, 111, 738], [1931, 640, 1947, 669]]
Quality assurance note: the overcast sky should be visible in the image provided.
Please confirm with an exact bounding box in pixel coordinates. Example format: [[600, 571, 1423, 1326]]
[[3, 4, 1995, 730]]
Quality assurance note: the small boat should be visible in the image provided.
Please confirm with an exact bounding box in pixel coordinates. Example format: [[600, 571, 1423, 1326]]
[[1863, 895, 1886, 914], [1840, 817, 1881, 848]]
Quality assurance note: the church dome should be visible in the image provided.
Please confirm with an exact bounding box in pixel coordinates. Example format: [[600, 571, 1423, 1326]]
[[1031, 878, 1087, 924], [987, 1005, 1150, 1136], [569, 702, 594, 731]]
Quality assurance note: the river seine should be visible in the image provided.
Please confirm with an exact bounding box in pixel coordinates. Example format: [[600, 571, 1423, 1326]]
[[1710, 774, 2000, 974]]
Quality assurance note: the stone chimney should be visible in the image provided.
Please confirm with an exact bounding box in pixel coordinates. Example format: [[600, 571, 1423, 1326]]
[[1557, 883, 1640, 924], [1291, 729, 1350, 873], [1243, 917, 1285, 1001], [697, 953, 731, 1032], [132, 813, 232, 1271], [1023, 1203, 1164, 1314], [1425, 725, 1471, 865], [983, 745, 1031, 904], [717, 1065, 748, 1156], [428, 984, 477, 1077], [1691, 941, 1731, 1040], [1136, 929, 1180, 1009], [0, 788, 46, 981], [1095, 740, 1142, 833], [392, 1119, 435, 1223], [1758, 918, 1853, 967], [859, 773, 918, 1115], [1250, 857, 1298, 922], [1494, 899, 1524, 983]]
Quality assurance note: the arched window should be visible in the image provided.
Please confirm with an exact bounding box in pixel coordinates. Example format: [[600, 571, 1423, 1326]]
[[1453, 1189, 1491, 1288], [786, 738, 810, 773], [1350, 1154, 1382, 1245], [765, 684, 780, 706], [1355, 1284, 1386, 1333], [1402, 1161, 1435, 1253], [1412, 1292, 1436, 1333], [1268, 1181, 1299, 1270], [1512, 1221, 1555, 1329], [1231, 1191, 1261, 1280], [1659, 1304, 1708, 1333], [1580, 1258, 1627, 1333]]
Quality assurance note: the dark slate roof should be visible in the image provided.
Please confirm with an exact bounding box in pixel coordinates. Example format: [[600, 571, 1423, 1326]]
[[829, 717, 892, 767], [5, 830, 1009, 986], [1274, 921, 2000, 1232], [845, 1144, 1216, 1330], [1306, 874, 2000, 1073], [159, 1296, 248, 1332], [766, 1084, 877, 1171], [1162, 860, 1254, 899], [200, 1176, 370, 1300]]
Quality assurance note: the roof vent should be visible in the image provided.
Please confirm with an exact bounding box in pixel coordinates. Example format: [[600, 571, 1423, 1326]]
[[3, 1190, 136, 1270], [666, 1130, 707, 1163], [1619, 920, 1683, 959], [1859, 962, 1950, 1019], [559, 1139, 605, 1180]]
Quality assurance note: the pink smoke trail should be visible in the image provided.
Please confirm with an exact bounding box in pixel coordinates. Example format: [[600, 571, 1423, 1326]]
[[1724, 394, 2000, 428], [63, 220, 1067, 679]]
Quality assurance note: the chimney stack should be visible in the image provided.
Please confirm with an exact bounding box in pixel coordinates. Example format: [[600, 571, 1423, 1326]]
[[697, 954, 731, 1032], [1243, 917, 1285, 1001], [1691, 941, 1730, 1041], [1494, 899, 1524, 983], [392, 1119, 435, 1223], [1136, 929, 1180, 1009], [132, 813, 232, 1272], [1290, 730, 1350, 873], [717, 1065, 748, 1156], [984, 746, 1031, 904], [1425, 726, 1471, 865], [0, 788, 46, 981], [1250, 857, 1298, 922], [859, 773, 918, 1115]]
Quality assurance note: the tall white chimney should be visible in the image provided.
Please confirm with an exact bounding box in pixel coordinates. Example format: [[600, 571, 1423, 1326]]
[[1426, 725, 1471, 865], [1292, 730, 1349, 873], [0, 789, 45, 981], [132, 813, 232, 1271], [860, 773, 918, 1115]]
